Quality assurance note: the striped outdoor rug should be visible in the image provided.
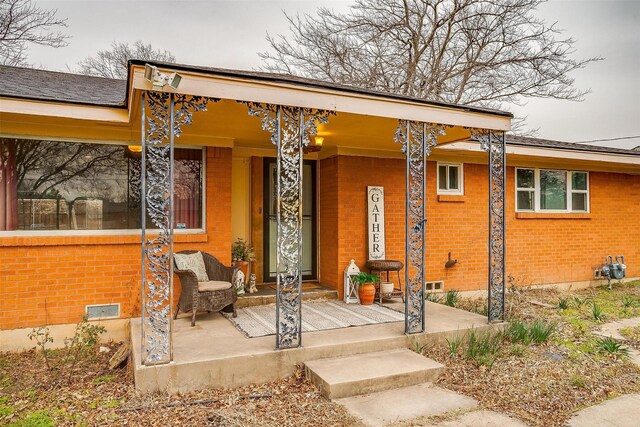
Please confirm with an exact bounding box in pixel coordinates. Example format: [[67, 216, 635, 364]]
[[223, 300, 404, 338]]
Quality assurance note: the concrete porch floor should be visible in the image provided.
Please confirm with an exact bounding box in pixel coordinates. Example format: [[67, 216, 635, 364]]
[[131, 301, 495, 394]]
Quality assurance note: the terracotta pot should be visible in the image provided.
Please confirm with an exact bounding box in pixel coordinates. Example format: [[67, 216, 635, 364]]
[[234, 260, 249, 283], [358, 282, 376, 305]]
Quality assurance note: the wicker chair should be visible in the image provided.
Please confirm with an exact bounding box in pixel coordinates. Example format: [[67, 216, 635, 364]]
[[173, 250, 239, 326]]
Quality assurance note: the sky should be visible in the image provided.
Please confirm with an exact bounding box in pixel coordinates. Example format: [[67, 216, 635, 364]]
[[27, 0, 640, 150]]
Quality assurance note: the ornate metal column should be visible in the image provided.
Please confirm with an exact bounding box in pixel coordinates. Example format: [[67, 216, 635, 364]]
[[467, 128, 506, 322], [245, 103, 331, 349], [140, 91, 211, 365], [395, 120, 446, 334]]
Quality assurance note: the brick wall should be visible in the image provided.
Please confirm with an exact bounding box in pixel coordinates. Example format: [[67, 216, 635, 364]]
[[0, 147, 233, 330], [319, 155, 640, 299]]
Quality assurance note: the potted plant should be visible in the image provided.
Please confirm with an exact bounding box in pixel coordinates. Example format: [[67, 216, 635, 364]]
[[352, 272, 378, 305], [231, 238, 255, 283]]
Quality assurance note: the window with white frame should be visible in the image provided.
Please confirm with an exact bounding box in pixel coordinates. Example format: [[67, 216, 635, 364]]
[[437, 163, 463, 195], [515, 168, 589, 213]]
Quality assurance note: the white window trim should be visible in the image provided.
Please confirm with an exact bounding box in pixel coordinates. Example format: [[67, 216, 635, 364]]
[[515, 168, 590, 213], [0, 145, 208, 237], [437, 162, 464, 195]]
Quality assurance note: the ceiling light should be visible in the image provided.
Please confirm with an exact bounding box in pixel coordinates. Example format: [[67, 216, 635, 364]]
[[128, 145, 143, 153]]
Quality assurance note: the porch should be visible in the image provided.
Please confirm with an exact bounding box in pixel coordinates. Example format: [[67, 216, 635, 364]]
[[130, 301, 491, 394]]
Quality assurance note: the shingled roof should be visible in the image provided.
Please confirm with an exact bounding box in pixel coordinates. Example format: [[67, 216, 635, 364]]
[[505, 135, 639, 156], [0, 65, 126, 106]]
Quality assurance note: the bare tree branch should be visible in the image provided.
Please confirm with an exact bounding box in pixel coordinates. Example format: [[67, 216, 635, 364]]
[[77, 40, 176, 80], [0, 0, 68, 66], [260, 0, 602, 132]]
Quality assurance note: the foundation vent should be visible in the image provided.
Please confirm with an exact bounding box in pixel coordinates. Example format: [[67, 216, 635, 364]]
[[593, 269, 602, 280], [85, 303, 120, 320], [425, 281, 445, 292]]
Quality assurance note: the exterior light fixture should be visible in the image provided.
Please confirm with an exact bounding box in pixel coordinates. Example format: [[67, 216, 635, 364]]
[[304, 135, 324, 154], [144, 63, 182, 90], [127, 145, 143, 153]]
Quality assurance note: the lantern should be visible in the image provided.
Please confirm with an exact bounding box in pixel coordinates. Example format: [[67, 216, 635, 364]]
[[344, 259, 361, 304]]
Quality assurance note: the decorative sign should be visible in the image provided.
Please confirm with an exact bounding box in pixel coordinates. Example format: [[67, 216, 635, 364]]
[[367, 186, 386, 260]]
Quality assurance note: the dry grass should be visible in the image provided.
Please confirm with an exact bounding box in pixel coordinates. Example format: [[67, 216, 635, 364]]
[[424, 280, 640, 426], [0, 346, 359, 426]]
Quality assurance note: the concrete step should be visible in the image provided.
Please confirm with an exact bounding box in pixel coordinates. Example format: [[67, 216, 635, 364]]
[[336, 383, 479, 427], [304, 348, 444, 399]]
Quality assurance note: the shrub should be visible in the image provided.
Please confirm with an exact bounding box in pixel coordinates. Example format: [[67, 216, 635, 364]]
[[596, 336, 630, 359], [466, 329, 502, 368], [558, 298, 570, 310], [621, 296, 638, 308], [506, 320, 530, 345], [444, 290, 459, 307], [446, 335, 462, 357], [506, 319, 554, 345], [592, 303, 604, 321], [528, 320, 555, 344]]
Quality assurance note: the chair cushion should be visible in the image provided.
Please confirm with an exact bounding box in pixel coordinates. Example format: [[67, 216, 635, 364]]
[[198, 280, 233, 292], [174, 252, 209, 282]]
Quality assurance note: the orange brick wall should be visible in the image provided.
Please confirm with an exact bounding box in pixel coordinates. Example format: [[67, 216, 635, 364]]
[[319, 155, 640, 299], [0, 147, 232, 330]]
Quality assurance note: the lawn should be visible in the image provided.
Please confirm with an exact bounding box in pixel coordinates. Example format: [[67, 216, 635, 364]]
[[422, 280, 640, 426]]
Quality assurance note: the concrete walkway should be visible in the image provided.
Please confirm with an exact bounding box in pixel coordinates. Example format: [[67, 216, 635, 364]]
[[567, 394, 640, 427], [335, 384, 527, 427]]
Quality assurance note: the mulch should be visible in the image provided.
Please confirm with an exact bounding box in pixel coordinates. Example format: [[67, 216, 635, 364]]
[[0, 346, 360, 426], [423, 281, 640, 426]]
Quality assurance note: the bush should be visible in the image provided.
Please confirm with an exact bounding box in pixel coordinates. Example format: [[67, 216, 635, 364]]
[[596, 336, 630, 359], [592, 303, 604, 321], [505, 319, 554, 345], [444, 290, 459, 307], [528, 320, 555, 344], [466, 329, 502, 368]]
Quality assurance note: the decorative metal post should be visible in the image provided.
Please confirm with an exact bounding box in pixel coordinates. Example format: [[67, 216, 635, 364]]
[[395, 120, 446, 334], [467, 128, 506, 322], [245, 102, 331, 349], [140, 91, 210, 365]]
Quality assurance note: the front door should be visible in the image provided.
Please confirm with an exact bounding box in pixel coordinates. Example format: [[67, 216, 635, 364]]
[[263, 157, 317, 282]]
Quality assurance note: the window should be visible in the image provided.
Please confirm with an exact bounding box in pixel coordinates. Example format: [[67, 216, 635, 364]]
[[516, 168, 535, 211], [437, 163, 463, 195], [515, 168, 589, 213], [0, 139, 204, 232]]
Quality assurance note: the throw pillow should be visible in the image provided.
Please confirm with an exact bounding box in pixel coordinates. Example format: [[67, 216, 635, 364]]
[[174, 252, 209, 282]]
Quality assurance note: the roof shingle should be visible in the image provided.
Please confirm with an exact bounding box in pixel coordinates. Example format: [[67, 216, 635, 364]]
[[0, 65, 126, 106]]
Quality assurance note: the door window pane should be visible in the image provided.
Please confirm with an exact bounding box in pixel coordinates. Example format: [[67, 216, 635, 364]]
[[517, 169, 534, 188], [438, 165, 447, 190], [540, 170, 567, 210]]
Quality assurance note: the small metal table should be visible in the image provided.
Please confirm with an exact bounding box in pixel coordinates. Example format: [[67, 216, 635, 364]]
[[366, 260, 404, 304]]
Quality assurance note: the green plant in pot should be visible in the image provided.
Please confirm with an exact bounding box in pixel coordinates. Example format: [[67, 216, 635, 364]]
[[231, 238, 255, 283], [352, 272, 378, 305]]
